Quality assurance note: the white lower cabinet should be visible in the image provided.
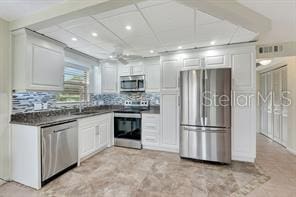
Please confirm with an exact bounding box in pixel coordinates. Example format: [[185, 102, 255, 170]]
[[142, 114, 160, 148], [78, 113, 112, 163], [142, 97, 179, 153]]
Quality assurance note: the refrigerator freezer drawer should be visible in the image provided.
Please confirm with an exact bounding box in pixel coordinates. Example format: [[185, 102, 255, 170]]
[[180, 126, 231, 163]]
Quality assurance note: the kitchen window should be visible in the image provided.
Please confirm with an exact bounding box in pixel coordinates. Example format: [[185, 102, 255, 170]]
[[56, 65, 89, 102]]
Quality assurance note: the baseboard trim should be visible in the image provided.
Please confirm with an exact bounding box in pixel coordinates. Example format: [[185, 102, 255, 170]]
[[232, 155, 255, 163], [143, 145, 179, 153], [287, 147, 296, 155]]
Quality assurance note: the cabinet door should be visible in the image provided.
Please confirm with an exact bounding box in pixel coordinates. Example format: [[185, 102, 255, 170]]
[[119, 65, 131, 76], [29, 44, 64, 91], [232, 91, 256, 162], [161, 59, 180, 91], [161, 93, 179, 151], [142, 114, 160, 146], [101, 64, 117, 93], [79, 127, 96, 158], [205, 54, 229, 68], [132, 65, 144, 75], [232, 50, 255, 91], [97, 119, 108, 149], [145, 64, 160, 92]]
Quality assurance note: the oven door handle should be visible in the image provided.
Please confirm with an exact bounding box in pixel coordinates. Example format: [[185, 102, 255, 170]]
[[114, 113, 141, 118]]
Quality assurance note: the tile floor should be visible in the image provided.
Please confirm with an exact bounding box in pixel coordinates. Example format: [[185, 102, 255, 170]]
[[0, 134, 295, 197], [0, 180, 5, 187]]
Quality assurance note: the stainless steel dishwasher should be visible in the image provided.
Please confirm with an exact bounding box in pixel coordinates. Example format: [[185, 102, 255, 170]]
[[41, 120, 78, 185]]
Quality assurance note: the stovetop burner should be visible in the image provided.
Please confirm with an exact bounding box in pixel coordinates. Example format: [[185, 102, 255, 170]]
[[114, 100, 150, 114], [114, 108, 149, 113]]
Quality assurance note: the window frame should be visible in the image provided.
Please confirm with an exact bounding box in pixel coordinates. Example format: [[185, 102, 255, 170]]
[[56, 63, 90, 104]]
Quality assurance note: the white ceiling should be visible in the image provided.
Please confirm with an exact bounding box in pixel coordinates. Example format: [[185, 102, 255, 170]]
[[239, 0, 296, 44], [0, 0, 65, 22], [36, 0, 258, 59]]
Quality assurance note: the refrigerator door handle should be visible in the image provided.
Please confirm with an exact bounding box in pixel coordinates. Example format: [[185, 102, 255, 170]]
[[200, 70, 204, 126], [204, 117, 208, 125], [182, 126, 230, 132]]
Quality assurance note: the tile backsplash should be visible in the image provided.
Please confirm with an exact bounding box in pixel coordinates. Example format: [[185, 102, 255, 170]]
[[12, 91, 160, 114], [93, 92, 160, 106]]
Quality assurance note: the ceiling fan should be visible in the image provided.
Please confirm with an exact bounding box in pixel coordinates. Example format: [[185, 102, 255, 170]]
[[110, 49, 143, 65]]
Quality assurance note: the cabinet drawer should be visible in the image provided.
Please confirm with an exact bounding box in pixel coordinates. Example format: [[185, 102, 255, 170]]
[[143, 122, 159, 130], [142, 132, 159, 144], [142, 114, 160, 123]]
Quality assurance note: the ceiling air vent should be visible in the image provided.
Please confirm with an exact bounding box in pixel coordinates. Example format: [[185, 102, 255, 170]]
[[256, 42, 296, 59], [258, 44, 283, 55]]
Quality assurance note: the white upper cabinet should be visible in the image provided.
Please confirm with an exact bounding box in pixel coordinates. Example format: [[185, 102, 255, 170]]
[[144, 58, 160, 92], [12, 29, 65, 91], [101, 62, 117, 93], [231, 47, 256, 91], [145, 64, 160, 92], [161, 55, 181, 92], [118, 62, 144, 76], [182, 50, 230, 70]]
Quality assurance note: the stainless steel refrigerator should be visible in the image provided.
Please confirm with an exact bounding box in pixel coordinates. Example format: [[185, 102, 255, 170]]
[[180, 68, 231, 163]]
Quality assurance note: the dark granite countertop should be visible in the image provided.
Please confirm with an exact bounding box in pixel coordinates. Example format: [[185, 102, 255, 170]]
[[141, 106, 160, 114], [10, 105, 160, 127], [10, 106, 122, 127]]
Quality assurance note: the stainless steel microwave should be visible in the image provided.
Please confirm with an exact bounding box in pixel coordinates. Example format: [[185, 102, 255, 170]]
[[120, 75, 145, 92]]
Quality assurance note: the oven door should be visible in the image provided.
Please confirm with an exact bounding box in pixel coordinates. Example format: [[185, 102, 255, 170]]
[[114, 113, 141, 141]]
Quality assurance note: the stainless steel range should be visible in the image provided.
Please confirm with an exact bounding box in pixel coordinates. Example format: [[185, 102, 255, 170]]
[[114, 100, 149, 149]]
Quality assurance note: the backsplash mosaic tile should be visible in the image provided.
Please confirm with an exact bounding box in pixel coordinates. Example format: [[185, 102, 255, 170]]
[[93, 92, 160, 106], [12, 91, 160, 114], [12, 92, 57, 114]]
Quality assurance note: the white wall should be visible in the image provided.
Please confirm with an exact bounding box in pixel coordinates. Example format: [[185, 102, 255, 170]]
[[0, 17, 10, 180], [287, 56, 296, 153]]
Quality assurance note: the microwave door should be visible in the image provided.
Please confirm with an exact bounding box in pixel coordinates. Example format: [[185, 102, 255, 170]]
[[121, 80, 137, 90]]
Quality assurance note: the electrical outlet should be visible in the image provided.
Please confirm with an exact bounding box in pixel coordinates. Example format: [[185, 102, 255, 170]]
[[34, 103, 42, 111], [42, 103, 48, 110]]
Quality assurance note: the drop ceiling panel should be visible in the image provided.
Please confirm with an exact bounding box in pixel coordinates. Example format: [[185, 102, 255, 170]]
[[141, 1, 194, 32], [59, 17, 95, 29], [97, 11, 155, 39], [123, 35, 161, 50], [230, 27, 258, 43], [196, 10, 222, 25], [197, 21, 237, 42], [45, 28, 90, 49], [78, 46, 109, 59], [62, 17, 124, 45], [156, 27, 195, 46], [93, 5, 137, 20], [137, 0, 171, 9]]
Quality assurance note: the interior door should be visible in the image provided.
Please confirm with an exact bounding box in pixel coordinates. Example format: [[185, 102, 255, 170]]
[[260, 73, 268, 136], [203, 68, 231, 128], [180, 70, 203, 126], [281, 67, 288, 146], [272, 69, 282, 143], [266, 72, 273, 138]]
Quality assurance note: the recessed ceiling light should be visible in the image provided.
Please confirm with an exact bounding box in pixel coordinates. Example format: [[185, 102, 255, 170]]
[[125, 25, 132, 30], [71, 37, 77, 41], [150, 50, 154, 54], [109, 55, 113, 58], [91, 32, 98, 37], [178, 46, 183, 49], [210, 41, 216, 45], [259, 59, 272, 66]]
